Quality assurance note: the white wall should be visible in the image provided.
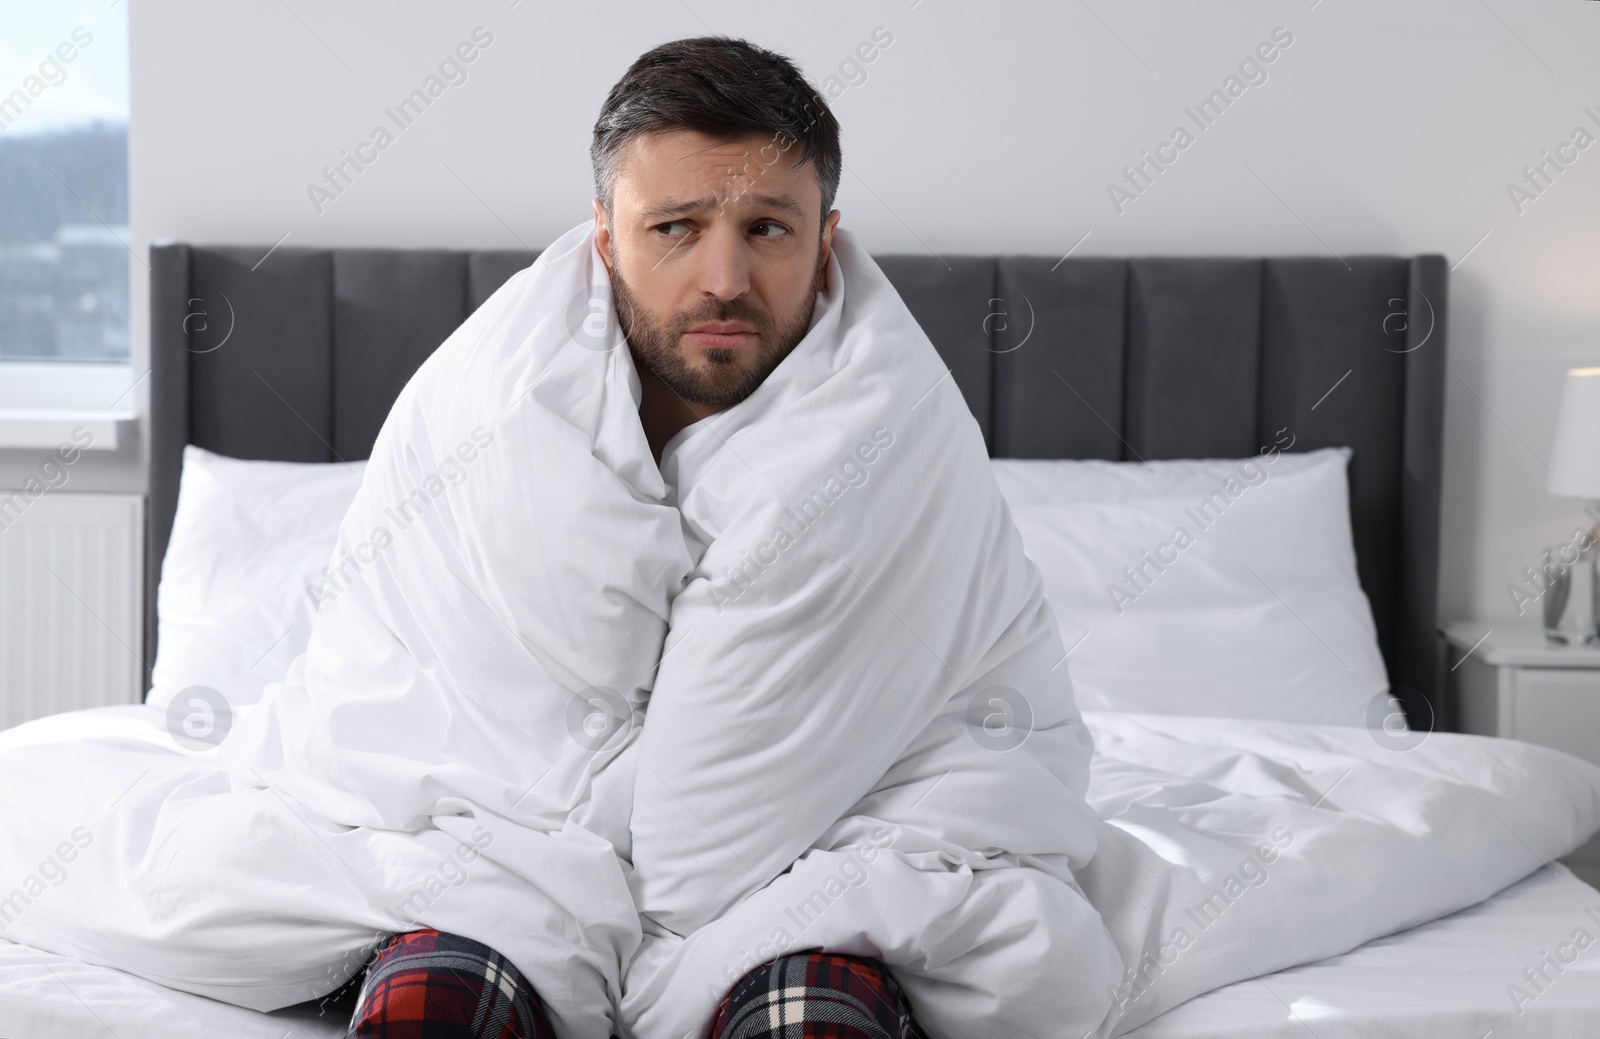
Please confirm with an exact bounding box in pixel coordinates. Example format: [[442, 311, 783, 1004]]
[[124, 0, 1600, 624]]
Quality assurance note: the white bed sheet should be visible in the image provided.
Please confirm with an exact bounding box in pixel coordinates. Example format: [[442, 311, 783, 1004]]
[[1125, 864, 1600, 1039], [4, 865, 1599, 1038], [0, 937, 346, 1039]]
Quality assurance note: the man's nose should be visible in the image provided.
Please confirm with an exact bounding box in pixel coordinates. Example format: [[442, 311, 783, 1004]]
[[695, 225, 752, 302]]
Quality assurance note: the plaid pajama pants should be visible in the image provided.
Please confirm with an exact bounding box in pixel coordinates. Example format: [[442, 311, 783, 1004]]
[[709, 951, 930, 1039], [346, 929, 556, 1039], [347, 930, 927, 1039]]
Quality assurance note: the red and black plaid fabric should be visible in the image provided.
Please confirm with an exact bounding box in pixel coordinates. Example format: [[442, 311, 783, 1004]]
[[710, 952, 930, 1039], [347, 929, 555, 1039]]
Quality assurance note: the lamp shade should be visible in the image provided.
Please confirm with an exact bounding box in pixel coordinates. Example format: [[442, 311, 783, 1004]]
[[1548, 367, 1600, 498]]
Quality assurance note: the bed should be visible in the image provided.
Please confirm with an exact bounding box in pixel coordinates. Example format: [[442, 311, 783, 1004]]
[[7, 241, 1597, 1037]]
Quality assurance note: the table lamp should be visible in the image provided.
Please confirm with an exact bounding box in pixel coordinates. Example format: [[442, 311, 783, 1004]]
[[1544, 366, 1600, 642]]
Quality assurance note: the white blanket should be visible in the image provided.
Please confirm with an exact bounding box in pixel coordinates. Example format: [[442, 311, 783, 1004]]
[[616, 225, 1114, 1039], [1, 223, 692, 1039], [4, 702, 1599, 1038], [1078, 712, 1600, 1036], [0, 221, 1598, 1039]]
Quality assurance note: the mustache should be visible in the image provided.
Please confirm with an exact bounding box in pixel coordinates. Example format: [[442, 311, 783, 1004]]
[[669, 296, 772, 335]]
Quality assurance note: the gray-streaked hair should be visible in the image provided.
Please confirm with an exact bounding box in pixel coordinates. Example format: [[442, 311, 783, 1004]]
[[591, 36, 842, 221]]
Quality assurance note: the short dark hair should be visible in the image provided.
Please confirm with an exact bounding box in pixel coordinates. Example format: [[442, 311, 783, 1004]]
[[591, 36, 842, 220]]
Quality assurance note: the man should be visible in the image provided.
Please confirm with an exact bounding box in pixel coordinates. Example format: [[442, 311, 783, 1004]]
[[344, 37, 926, 1039], [340, 36, 1116, 1039]]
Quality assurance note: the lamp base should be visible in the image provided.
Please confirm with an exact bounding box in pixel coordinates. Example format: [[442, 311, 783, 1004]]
[[1543, 520, 1600, 644]]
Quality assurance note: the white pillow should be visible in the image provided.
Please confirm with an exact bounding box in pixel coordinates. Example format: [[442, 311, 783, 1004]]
[[992, 446, 1342, 508], [992, 448, 1388, 726], [148, 446, 364, 713]]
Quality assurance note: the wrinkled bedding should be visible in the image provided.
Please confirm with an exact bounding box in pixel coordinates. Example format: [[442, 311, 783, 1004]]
[[2, 706, 1598, 1038], [0, 221, 1596, 1039], [1080, 711, 1600, 1035]]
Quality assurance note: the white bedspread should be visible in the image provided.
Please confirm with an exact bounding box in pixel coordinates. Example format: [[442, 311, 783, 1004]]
[[0, 932, 348, 1038], [1, 703, 1598, 1038], [8, 862, 1598, 1039], [1123, 863, 1600, 1039], [8, 865, 1600, 1039], [1080, 712, 1600, 1036]]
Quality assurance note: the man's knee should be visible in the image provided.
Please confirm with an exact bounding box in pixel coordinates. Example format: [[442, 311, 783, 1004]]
[[711, 951, 926, 1039], [348, 929, 554, 1039]]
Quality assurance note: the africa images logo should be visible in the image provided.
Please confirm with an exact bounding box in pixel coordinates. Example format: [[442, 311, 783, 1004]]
[[165, 685, 232, 751]]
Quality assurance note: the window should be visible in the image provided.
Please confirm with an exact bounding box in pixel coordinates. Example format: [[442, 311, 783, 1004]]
[[0, 2, 130, 364]]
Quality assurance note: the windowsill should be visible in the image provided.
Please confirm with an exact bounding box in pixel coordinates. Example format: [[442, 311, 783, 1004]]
[[0, 408, 135, 450], [0, 362, 137, 450]]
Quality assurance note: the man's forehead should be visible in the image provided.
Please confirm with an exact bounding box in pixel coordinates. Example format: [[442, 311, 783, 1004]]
[[613, 128, 818, 212], [625, 128, 778, 172]]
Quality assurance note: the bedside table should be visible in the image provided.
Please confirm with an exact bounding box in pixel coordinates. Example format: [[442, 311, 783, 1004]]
[[1445, 619, 1600, 887], [1445, 620, 1600, 759]]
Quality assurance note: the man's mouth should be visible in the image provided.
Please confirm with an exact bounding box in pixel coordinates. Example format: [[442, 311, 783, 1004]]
[[682, 321, 758, 349]]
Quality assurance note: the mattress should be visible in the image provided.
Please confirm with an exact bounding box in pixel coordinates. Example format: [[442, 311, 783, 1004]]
[[2, 865, 1598, 1038], [1124, 864, 1600, 1038], [0, 940, 348, 1039]]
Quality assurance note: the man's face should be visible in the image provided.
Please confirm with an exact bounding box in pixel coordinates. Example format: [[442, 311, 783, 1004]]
[[594, 129, 841, 409]]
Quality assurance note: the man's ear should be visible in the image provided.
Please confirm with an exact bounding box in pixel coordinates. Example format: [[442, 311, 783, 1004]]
[[817, 209, 841, 294], [593, 198, 613, 273]]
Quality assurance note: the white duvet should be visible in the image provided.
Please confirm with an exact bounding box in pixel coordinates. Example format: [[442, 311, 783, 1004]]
[[2, 704, 1598, 1038], [0, 221, 1597, 1039], [1079, 712, 1600, 1035]]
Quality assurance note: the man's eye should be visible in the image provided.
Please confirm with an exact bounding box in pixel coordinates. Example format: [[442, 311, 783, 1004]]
[[656, 221, 692, 237], [751, 221, 790, 238]]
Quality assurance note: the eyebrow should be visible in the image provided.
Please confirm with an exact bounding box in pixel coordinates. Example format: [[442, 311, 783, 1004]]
[[640, 192, 809, 223]]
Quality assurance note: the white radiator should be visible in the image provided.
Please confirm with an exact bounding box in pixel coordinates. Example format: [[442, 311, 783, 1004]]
[[0, 492, 144, 728]]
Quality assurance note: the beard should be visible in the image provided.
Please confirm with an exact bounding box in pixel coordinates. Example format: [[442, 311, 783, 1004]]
[[610, 250, 823, 408]]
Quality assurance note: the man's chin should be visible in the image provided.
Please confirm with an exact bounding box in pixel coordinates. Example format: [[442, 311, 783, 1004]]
[[693, 345, 744, 365], [675, 374, 759, 408], [647, 357, 757, 407]]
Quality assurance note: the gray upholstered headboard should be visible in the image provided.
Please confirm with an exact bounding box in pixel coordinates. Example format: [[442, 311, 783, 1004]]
[[147, 244, 1447, 726]]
